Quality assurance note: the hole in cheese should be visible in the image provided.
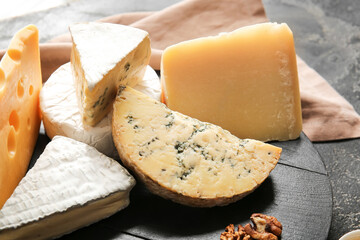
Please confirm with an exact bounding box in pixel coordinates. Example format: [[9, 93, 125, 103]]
[[9, 110, 20, 132], [8, 49, 21, 62], [17, 78, 24, 98], [0, 68, 4, 92], [29, 85, 33, 95], [0, 24, 42, 209], [7, 127, 16, 158]]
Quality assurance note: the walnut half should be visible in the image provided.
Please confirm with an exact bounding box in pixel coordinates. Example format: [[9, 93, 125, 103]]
[[220, 214, 282, 240], [220, 224, 250, 240]]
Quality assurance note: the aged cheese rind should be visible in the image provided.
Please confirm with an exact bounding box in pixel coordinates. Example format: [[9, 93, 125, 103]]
[[70, 22, 151, 126], [161, 22, 302, 142], [0, 25, 42, 209], [40, 63, 160, 159], [0, 136, 135, 239], [112, 87, 281, 207]]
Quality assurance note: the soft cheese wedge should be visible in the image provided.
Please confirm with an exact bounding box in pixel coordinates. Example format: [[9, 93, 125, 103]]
[[70, 22, 151, 126], [112, 87, 281, 207], [40, 63, 161, 159], [161, 22, 302, 142], [0, 25, 42, 209], [0, 136, 135, 240]]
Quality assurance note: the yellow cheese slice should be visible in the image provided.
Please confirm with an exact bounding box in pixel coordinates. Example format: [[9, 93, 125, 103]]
[[161, 22, 302, 142], [70, 22, 151, 126], [112, 87, 281, 207], [0, 25, 42, 208]]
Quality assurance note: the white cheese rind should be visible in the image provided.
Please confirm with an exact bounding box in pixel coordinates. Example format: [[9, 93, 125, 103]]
[[112, 87, 281, 207], [0, 136, 135, 238], [70, 22, 149, 91], [40, 63, 160, 159], [70, 22, 151, 126]]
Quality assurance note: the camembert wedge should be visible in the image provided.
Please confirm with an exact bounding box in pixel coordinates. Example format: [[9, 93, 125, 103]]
[[0, 25, 42, 209], [40, 63, 161, 159], [0, 136, 135, 240], [70, 22, 151, 126], [112, 87, 281, 207]]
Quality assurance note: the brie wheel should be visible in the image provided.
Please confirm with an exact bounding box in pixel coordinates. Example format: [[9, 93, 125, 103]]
[[40, 63, 161, 159]]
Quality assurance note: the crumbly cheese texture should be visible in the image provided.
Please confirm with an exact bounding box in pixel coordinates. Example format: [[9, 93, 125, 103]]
[[112, 87, 281, 207], [0, 25, 42, 209], [40, 63, 160, 159], [70, 22, 151, 126], [161, 22, 302, 142], [0, 136, 135, 240]]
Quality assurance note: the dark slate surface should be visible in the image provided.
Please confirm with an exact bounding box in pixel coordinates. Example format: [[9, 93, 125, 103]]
[[31, 133, 331, 240], [272, 133, 327, 175], [1, 0, 359, 239]]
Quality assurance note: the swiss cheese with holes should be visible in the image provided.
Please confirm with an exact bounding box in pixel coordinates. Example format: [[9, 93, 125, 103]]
[[0, 25, 42, 208], [112, 87, 281, 207]]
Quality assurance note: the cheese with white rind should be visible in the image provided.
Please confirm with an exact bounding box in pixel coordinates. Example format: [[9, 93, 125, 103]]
[[40, 63, 160, 159], [112, 87, 281, 207], [0, 136, 135, 240], [70, 22, 151, 126]]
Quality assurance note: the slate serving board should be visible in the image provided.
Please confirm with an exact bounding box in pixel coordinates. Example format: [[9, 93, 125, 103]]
[[28, 132, 332, 240]]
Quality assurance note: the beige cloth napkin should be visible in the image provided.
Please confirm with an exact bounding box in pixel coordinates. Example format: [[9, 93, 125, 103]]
[[2, 0, 360, 142]]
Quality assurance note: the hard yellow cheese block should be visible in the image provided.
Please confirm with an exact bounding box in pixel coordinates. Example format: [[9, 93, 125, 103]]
[[161, 22, 302, 141], [0, 25, 42, 208], [70, 22, 151, 126]]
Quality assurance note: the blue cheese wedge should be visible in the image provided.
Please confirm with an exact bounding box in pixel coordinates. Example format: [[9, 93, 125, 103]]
[[0, 136, 135, 240], [112, 87, 281, 207], [40, 62, 160, 159], [70, 22, 151, 126]]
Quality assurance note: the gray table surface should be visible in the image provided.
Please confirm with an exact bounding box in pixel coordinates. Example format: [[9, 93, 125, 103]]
[[0, 0, 359, 239]]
